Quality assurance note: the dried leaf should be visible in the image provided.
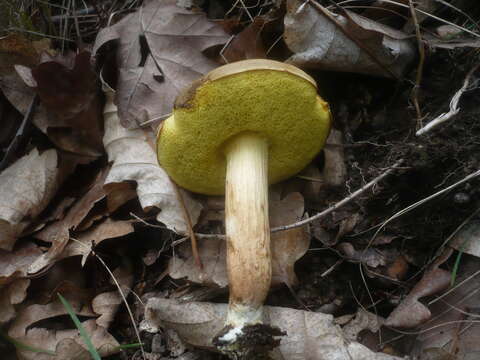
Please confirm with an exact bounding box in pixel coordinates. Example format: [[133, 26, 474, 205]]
[[92, 265, 133, 328], [221, 17, 266, 63], [270, 192, 310, 287], [0, 242, 42, 284], [0, 149, 59, 250], [103, 90, 202, 234], [412, 256, 480, 359], [450, 219, 480, 257], [284, 0, 415, 78], [8, 297, 119, 359], [62, 218, 134, 266], [169, 192, 309, 287], [0, 279, 30, 324], [94, 0, 229, 128], [17, 51, 103, 157], [144, 298, 402, 360], [385, 264, 451, 328], [30, 169, 108, 274], [341, 309, 383, 342]]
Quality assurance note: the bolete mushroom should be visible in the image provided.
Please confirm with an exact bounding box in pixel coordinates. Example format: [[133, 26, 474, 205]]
[[156, 59, 331, 358]]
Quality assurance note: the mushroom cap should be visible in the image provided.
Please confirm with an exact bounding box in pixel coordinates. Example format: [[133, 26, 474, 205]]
[[157, 59, 332, 195]]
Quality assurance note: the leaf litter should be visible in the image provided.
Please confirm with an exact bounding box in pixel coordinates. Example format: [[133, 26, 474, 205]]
[[2, 0, 480, 359]]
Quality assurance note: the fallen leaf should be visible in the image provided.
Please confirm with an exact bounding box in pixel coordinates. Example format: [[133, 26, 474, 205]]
[[0, 148, 59, 250], [412, 255, 480, 359], [102, 90, 202, 234], [341, 309, 383, 342], [284, 0, 415, 78], [8, 297, 119, 359], [0, 279, 30, 324], [0, 242, 42, 284], [385, 264, 451, 328], [450, 219, 480, 257], [30, 168, 108, 274], [169, 192, 309, 287], [62, 218, 134, 266], [270, 192, 310, 287], [143, 297, 402, 360], [92, 265, 134, 328], [16, 51, 103, 157], [93, 0, 230, 128], [338, 242, 387, 268], [221, 17, 266, 63]]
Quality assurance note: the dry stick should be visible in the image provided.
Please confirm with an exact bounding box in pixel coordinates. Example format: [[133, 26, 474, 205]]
[[416, 63, 480, 136], [272, 159, 404, 233], [408, 0, 425, 128], [172, 181, 203, 270], [312, 0, 400, 80], [194, 159, 404, 239]]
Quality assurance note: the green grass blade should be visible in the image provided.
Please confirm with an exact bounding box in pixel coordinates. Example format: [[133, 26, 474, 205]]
[[57, 293, 101, 360]]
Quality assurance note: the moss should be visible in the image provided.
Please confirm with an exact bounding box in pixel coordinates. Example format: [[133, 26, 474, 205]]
[[157, 69, 331, 195]]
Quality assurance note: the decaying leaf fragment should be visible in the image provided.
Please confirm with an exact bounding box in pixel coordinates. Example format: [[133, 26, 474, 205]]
[[284, 0, 415, 78], [143, 298, 402, 360], [93, 0, 229, 128], [169, 192, 308, 287], [29, 168, 109, 274], [16, 51, 103, 157], [0, 148, 59, 251], [103, 90, 202, 234]]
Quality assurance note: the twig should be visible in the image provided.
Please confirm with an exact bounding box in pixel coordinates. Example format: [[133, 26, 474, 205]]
[[272, 159, 404, 232], [408, 0, 425, 127], [194, 160, 403, 238], [416, 64, 480, 136], [172, 182, 203, 270]]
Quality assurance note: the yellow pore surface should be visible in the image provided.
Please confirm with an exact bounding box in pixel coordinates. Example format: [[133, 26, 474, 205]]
[[157, 70, 331, 195]]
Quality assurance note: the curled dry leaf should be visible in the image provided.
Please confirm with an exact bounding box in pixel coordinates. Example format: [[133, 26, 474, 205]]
[[93, 0, 230, 128], [9, 298, 119, 360], [16, 51, 103, 157], [0, 148, 59, 251], [143, 297, 402, 360], [103, 90, 202, 234], [169, 192, 309, 287], [30, 168, 108, 274], [284, 0, 415, 78]]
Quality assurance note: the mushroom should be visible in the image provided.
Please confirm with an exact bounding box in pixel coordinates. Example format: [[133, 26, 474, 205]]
[[156, 59, 331, 358]]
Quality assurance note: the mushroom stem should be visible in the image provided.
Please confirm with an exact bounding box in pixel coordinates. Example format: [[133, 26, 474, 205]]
[[225, 132, 270, 328], [214, 132, 282, 358]]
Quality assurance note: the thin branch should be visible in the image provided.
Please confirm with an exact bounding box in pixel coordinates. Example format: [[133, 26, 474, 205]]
[[408, 0, 425, 128], [272, 159, 404, 233]]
